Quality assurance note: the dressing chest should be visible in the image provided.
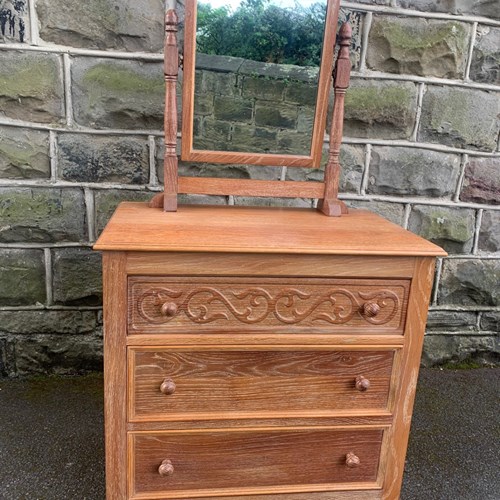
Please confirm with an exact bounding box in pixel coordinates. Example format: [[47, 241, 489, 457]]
[[94, 202, 445, 499], [94, 0, 446, 496]]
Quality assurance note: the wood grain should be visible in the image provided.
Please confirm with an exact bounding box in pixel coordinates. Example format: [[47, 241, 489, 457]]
[[130, 428, 383, 497], [94, 203, 447, 256], [102, 253, 128, 500], [178, 177, 324, 198], [319, 22, 352, 217], [129, 277, 410, 334], [125, 253, 416, 278], [380, 257, 436, 498], [129, 349, 394, 421], [161, 8, 179, 211]]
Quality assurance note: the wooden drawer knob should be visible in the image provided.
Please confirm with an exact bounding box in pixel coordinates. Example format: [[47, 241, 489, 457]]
[[160, 378, 176, 395], [361, 301, 380, 318], [160, 302, 178, 317], [158, 459, 174, 477], [355, 375, 370, 391], [345, 452, 360, 468]]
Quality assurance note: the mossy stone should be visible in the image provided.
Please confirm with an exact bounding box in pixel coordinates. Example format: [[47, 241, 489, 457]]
[[0, 127, 50, 179], [72, 58, 164, 129], [0, 188, 86, 243], [343, 80, 417, 139], [419, 86, 499, 151], [367, 17, 469, 78], [0, 52, 64, 123], [408, 205, 475, 254], [0, 249, 46, 306]]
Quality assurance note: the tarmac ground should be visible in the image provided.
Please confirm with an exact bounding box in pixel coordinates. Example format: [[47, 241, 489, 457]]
[[0, 368, 498, 500]]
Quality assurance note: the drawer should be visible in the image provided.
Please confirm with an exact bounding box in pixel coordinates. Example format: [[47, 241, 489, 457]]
[[128, 277, 410, 334], [128, 348, 395, 421], [129, 428, 384, 498]]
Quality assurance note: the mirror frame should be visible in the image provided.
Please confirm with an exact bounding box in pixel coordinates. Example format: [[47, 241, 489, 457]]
[[181, 0, 341, 168]]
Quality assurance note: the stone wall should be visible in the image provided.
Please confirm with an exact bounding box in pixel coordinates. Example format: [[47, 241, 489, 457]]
[[0, 0, 499, 376]]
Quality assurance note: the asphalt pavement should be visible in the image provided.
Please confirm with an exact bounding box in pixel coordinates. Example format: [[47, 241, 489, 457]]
[[0, 368, 498, 500]]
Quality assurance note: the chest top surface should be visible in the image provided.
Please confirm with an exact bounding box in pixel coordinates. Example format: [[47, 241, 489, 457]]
[[94, 202, 445, 257]]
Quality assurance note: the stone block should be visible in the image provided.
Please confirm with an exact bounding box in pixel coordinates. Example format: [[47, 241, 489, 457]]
[[284, 81, 317, 106], [36, 0, 164, 51], [239, 60, 319, 84], [470, 26, 500, 85], [214, 97, 253, 123], [178, 163, 281, 182], [480, 312, 500, 332], [0, 249, 45, 306], [0, 52, 64, 123], [419, 86, 499, 151], [478, 211, 500, 253], [0, 187, 86, 243], [439, 259, 500, 306], [0, 310, 97, 334], [12, 334, 103, 376], [193, 94, 214, 116], [277, 130, 314, 156], [297, 106, 316, 134], [286, 144, 365, 194], [94, 189, 152, 237], [346, 200, 405, 226], [0, 0, 29, 43], [195, 118, 232, 151], [199, 71, 239, 96], [422, 335, 498, 367], [460, 157, 500, 205], [0, 337, 15, 377], [234, 197, 312, 208], [408, 205, 476, 254], [72, 58, 164, 129], [242, 76, 286, 101], [52, 247, 102, 306], [255, 103, 297, 129], [343, 80, 417, 139], [178, 194, 227, 205], [196, 54, 245, 73], [230, 125, 277, 153], [397, 0, 500, 20], [0, 126, 50, 179], [426, 311, 477, 332], [58, 134, 149, 184], [368, 147, 461, 198], [367, 17, 469, 78]]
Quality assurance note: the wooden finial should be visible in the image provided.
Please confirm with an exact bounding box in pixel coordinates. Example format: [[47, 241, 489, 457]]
[[150, 7, 180, 211], [318, 22, 352, 217]]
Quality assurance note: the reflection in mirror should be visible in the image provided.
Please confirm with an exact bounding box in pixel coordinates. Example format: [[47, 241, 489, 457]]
[[192, 0, 327, 156]]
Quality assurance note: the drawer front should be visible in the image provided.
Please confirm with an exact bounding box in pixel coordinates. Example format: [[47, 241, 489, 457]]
[[129, 348, 394, 421], [128, 277, 410, 334], [130, 428, 383, 498]]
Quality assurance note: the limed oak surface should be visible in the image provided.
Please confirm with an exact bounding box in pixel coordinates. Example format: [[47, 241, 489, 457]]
[[131, 428, 383, 498], [129, 349, 395, 421], [94, 203, 446, 256]]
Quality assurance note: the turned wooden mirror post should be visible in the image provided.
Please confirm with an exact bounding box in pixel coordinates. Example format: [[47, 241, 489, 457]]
[[151, 0, 352, 216]]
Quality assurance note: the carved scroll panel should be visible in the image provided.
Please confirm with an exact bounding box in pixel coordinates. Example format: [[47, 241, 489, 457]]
[[128, 277, 410, 334]]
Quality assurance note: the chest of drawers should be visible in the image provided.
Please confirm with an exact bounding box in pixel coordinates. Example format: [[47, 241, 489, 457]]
[[95, 202, 445, 500]]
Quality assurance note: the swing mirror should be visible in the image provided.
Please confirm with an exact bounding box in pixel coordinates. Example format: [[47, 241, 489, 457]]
[[181, 0, 340, 167]]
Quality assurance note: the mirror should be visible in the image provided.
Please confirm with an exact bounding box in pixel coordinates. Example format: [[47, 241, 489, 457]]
[[181, 0, 340, 167]]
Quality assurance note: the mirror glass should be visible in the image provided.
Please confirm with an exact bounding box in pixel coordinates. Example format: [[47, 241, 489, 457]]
[[192, 0, 327, 156]]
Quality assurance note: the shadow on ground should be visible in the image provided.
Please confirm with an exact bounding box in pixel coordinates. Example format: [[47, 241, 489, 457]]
[[0, 368, 498, 499]]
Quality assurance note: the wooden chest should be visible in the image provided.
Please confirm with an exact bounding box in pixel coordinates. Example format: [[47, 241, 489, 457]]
[[94, 202, 445, 499]]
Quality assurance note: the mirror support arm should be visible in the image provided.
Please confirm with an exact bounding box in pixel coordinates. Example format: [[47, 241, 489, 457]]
[[318, 22, 352, 217], [150, 4, 180, 211]]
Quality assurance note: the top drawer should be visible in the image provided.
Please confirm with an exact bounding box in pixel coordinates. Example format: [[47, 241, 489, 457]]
[[128, 277, 410, 334]]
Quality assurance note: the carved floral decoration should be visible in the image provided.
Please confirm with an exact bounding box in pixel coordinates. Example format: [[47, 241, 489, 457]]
[[136, 286, 401, 326]]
